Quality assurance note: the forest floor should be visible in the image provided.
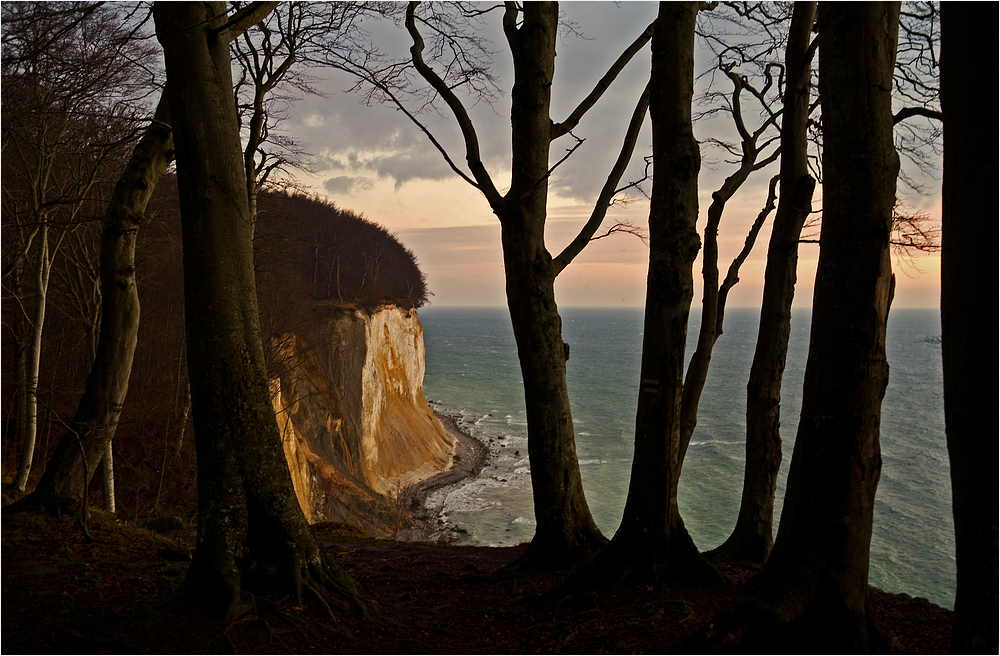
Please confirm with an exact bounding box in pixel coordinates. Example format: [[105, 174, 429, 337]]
[[2, 509, 954, 654]]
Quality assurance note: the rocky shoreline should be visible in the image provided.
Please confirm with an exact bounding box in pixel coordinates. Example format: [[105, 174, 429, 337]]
[[394, 411, 489, 542]]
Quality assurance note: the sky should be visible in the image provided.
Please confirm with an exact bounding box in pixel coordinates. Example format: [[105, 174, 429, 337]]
[[280, 3, 942, 309]]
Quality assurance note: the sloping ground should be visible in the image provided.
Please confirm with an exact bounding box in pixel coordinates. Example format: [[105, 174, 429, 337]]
[[2, 510, 953, 654]]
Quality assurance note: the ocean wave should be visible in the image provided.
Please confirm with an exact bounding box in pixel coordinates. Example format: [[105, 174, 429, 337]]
[[440, 495, 502, 513], [578, 459, 608, 466], [688, 439, 745, 446]]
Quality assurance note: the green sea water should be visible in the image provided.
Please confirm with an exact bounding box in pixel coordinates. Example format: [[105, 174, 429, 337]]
[[417, 306, 954, 609]]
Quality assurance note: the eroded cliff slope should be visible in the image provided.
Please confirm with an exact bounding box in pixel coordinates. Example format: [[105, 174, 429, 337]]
[[270, 305, 454, 537]]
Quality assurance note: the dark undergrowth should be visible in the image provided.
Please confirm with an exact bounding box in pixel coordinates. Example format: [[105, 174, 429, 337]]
[[2, 502, 954, 654]]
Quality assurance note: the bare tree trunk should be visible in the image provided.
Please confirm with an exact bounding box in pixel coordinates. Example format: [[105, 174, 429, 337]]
[[15, 224, 53, 492], [25, 94, 173, 515], [501, 2, 606, 567], [154, 1, 368, 620], [335, 251, 343, 303], [502, 220, 606, 564], [12, 265, 29, 476], [400, 1, 654, 568], [678, 72, 783, 468], [737, 4, 899, 650], [712, 1, 817, 563], [940, 5, 998, 652], [583, 2, 720, 587]]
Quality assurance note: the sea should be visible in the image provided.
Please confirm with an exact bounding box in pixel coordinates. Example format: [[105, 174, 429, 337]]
[[417, 306, 955, 610]]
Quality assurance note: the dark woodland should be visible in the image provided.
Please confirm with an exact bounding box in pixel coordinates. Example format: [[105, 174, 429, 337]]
[[3, 177, 428, 522]]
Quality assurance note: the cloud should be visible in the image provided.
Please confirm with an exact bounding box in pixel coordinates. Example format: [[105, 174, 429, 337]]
[[284, 3, 666, 203], [317, 144, 460, 191], [323, 175, 376, 196]]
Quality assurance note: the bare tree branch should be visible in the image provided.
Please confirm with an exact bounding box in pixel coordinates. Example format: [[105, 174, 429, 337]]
[[716, 173, 779, 322], [894, 106, 943, 124], [550, 20, 654, 140], [554, 83, 651, 275], [589, 220, 648, 246], [405, 1, 502, 208]]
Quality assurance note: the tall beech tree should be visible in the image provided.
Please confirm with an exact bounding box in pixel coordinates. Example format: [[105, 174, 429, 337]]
[[697, 4, 902, 651], [940, 4, 998, 652], [711, 0, 817, 563], [677, 47, 785, 472], [380, 1, 656, 566], [575, 1, 721, 588], [153, 1, 366, 619]]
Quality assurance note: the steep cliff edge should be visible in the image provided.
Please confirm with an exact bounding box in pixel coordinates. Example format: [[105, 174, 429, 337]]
[[270, 305, 455, 537]]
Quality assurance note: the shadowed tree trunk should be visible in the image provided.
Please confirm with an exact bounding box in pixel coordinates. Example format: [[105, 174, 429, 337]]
[[699, 5, 900, 652], [710, 1, 817, 563], [579, 2, 721, 588], [25, 94, 174, 516], [395, 1, 655, 568], [401, 1, 662, 567], [687, 6, 900, 650], [940, 4, 998, 652], [677, 49, 785, 471], [499, 2, 607, 566], [153, 1, 368, 620]]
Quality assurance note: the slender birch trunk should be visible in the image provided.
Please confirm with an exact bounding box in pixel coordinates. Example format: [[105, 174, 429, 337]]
[[15, 224, 53, 492]]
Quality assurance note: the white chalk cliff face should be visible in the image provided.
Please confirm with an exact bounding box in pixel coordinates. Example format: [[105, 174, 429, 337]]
[[269, 306, 454, 537]]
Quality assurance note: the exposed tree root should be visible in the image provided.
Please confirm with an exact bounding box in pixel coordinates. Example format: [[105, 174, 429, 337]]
[[704, 532, 771, 565], [537, 531, 730, 608], [596, 532, 727, 592], [502, 530, 609, 574], [172, 536, 379, 631], [253, 596, 321, 640], [212, 616, 294, 654]]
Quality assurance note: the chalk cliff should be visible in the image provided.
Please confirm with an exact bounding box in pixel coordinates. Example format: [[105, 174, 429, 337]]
[[270, 305, 454, 537]]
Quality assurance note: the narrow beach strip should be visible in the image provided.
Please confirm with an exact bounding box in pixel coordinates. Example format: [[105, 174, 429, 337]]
[[394, 412, 489, 542]]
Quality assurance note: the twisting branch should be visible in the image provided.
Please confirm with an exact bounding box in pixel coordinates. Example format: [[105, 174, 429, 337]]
[[405, 2, 502, 209], [590, 220, 648, 246], [614, 155, 654, 200], [891, 201, 941, 256], [716, 173, 780, 328], [550, 21, 655, 140], [553, 82, 651, 275]]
